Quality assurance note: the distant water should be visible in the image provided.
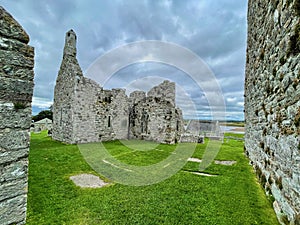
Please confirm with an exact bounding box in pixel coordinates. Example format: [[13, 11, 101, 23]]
[[220, 126, 245, 134]]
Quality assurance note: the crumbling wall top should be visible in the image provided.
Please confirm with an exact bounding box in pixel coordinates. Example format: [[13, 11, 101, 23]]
[[147, 80, 175, 106], [0, 6, 29, 43], [63, 29, 77, 57]]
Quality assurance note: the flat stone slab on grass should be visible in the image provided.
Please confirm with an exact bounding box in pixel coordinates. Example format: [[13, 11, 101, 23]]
[[188, 158, 202, 163], [183, 171, 217, 177], [190, 172, 217, 177], [70, 174, 109, 188], [187, 158, 236, 166], [214, 160, 236, 166]]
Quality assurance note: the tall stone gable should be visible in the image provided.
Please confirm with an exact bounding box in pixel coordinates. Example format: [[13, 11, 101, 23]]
[[53, 30, 183, 144], [0, 6, 35, 225], [245, 0, 300, 224]]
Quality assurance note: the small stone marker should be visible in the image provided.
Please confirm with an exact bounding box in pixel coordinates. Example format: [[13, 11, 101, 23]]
[[70, 174, 109, 188]]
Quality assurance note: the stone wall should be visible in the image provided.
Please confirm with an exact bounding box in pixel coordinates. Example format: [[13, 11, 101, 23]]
[[95, 88, 129, 141], [245, 0, 300, 224], [73, 77, 99, 143], [0, 6, 34, 225], [128, 81, 183, 144], [148, 80, 176, 106]]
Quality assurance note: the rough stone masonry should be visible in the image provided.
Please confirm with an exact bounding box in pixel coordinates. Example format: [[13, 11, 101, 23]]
[[53, 30, 184, 144], [0, 6, 34, 225], [245, 0, 300, 224]]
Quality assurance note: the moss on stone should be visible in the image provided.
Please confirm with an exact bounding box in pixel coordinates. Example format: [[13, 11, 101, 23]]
[[13, 101, 26, 110]]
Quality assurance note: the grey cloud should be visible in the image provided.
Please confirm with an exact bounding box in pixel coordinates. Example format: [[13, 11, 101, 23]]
[[1, 0, 247, 120]]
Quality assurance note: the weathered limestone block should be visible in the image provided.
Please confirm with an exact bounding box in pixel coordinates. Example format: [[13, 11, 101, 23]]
[[0, 7, 29, 43], [0, 159, 28, 182], [245, 0, 300, 224], [0, 36, 34, 57], [0, 194, 28, 225], [0, 77, 34, 101], [1, 66, 34, 81], [0, 179, 27, 202], [0, 147, 28, 165], [0, 129, 30, 151], [0, 103, 31, 129], [0, 6, 34, 225], [0, 49, 34, 68]]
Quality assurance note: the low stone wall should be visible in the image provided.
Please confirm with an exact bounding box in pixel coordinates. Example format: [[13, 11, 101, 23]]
[[0, 6, 34, 225], [180, 133, 204, 143]]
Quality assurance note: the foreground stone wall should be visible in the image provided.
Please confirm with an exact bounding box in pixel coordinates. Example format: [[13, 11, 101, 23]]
[[245, 0, 300, 224], [0, 6, 34, 225]]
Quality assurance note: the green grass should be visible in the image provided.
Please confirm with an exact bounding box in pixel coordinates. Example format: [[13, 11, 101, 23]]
[[220, 122, 245, 127], [224, 132, 245, 138], [27, 131, 279, 225]]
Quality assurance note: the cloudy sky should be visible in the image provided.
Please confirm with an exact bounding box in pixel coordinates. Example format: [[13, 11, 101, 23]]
[[2, 0, 247, 120]]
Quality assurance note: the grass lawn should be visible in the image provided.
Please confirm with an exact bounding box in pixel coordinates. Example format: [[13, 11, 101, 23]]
[[27, 131, 279, 225]]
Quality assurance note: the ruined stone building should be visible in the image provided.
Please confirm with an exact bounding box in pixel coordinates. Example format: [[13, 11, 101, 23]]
[[186, 120, 221, 136], [52, 30, 183, 144], [0, 6, 35, 225], [245, 0, 300, 224]]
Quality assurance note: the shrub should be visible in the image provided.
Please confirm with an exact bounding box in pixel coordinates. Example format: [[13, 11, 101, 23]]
[[13, 102, 26, 110]]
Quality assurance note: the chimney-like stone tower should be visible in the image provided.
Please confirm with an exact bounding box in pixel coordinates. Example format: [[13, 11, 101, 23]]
[[63, 29, 77, 57], [52, 29, 83, 143]]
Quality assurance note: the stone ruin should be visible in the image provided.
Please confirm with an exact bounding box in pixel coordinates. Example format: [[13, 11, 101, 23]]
[[52, 30, 184, 144], [2, 1, 299, 224], [245, 0, 300, 224], [0, 6, 35, 225]]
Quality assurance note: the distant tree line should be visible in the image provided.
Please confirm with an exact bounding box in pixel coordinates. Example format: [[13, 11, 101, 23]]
[[32, 107, 53, 122]]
